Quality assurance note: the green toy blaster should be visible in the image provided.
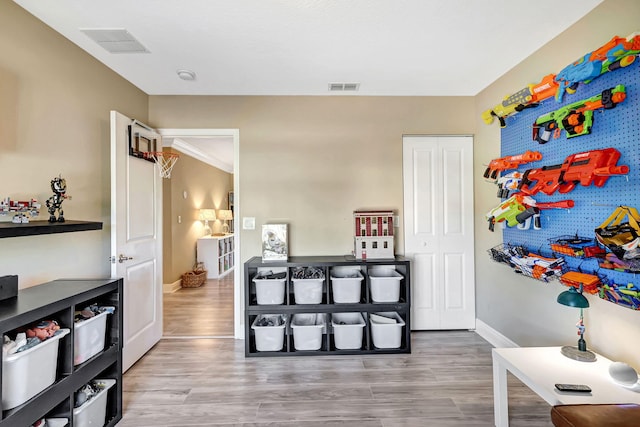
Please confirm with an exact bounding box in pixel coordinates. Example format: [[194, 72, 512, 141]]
[[532, 85, 626, 144]]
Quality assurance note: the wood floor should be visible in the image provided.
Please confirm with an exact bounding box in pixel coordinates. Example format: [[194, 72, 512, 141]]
[[120, 330, 553, 426], [163, 274, 234, 337]]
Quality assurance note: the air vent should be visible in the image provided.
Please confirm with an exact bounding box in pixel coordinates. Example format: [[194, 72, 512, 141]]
[[329, 82, 360, 92], [81, 29, 149, 53]]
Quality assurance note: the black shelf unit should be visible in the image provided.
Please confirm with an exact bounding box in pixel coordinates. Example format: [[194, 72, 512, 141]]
[[244, 255, 411, 357], [0, 220, 103, 238], [0, 278, 123, 427]]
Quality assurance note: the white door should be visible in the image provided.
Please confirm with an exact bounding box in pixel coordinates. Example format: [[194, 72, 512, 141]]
[[110, 111, 163, 371], [403, 135, 475, 330]]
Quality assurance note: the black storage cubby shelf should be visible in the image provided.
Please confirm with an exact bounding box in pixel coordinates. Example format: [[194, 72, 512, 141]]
[[244, 256, 411, 357], [0, 278, 123, 427]]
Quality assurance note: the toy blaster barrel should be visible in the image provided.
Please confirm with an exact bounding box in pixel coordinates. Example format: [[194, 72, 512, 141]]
[[554, 32, 640, 102], [515, 199, 574, 230], [532, 85, 626, 144], [483, 150, 542, 180], [481, 74, 558, 127]]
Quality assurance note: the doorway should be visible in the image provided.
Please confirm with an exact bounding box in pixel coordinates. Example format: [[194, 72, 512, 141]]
[[158, 128, 242, 339]]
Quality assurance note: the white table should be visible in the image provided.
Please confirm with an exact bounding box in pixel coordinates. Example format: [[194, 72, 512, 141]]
[[492, 346, 640, 426]]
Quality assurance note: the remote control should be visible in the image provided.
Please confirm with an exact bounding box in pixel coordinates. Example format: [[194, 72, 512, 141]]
[[555, 383, 592, 392]]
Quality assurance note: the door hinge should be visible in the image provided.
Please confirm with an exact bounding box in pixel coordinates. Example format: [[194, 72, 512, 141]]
[[109, 256, 116, 264]]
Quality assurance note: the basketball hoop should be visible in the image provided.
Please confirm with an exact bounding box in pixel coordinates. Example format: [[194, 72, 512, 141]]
[[144, 152, 179, 178]]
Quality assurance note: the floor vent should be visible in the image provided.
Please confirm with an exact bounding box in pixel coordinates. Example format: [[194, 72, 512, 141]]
[[81, 28, 150, 53]]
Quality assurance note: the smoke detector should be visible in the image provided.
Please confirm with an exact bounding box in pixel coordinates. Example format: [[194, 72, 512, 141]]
[[177, 70, 197, 81]]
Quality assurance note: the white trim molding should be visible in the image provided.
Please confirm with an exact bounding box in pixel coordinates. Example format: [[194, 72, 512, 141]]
[[475, 319, 519, 348]]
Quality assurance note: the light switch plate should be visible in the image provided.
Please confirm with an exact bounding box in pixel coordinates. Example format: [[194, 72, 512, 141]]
[[243, 217, 256, 230]]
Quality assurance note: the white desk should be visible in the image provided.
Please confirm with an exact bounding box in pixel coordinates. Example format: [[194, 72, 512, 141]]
[[492, 346, 640, 426]]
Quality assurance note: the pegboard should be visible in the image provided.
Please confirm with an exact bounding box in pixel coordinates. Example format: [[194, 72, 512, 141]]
[[496, 56, 640, 309]]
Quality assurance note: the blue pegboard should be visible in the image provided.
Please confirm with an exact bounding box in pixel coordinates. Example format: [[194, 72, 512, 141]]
[[498, 57, 640, 308]]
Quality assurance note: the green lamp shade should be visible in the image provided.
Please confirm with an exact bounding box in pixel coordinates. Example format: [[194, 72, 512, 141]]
[[557, 287, 589, 308]]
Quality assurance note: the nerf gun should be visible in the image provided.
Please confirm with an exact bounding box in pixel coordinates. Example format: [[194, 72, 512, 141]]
[[496, 171, 523, 199], [519, 148, 629, 196], [483, 150, 542, 180], [486, 193, 573, 231], [481, 74, 558, 127], [532, 85, 626, 144], [555, 32, 640, 102]]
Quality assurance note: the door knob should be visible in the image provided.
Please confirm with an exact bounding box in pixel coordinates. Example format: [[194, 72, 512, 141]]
[[118, 254, 133, 263]]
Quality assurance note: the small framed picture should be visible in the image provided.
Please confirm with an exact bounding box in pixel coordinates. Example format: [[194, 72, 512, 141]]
[[262, 224, 288, 261]]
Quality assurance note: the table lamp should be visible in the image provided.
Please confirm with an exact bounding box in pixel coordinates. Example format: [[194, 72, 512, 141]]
[[557, 284, 596, 362], [218, 209, 233, 234], [199, 209, 216, 236]]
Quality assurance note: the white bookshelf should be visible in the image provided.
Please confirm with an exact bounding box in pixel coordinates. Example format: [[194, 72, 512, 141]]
[[197, 234, 234, 279]]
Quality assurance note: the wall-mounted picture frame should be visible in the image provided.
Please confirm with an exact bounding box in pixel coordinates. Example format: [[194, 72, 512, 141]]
[[262, 224, 288, 261]]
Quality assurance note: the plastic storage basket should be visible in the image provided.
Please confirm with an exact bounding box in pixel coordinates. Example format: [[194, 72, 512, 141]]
[[330, 269, 364, 303], [73, 378, 116, 427], [2, 328, 70, 410], [251, 314, 287, 351], [292, 278, 323, 304], [369, 268, 402, 302], [291, 313, 325, 351], [253, 275, 286, 305], [370, 312, 405, 349], [74, 309, 113, 365], [331, 312, 365, 350]]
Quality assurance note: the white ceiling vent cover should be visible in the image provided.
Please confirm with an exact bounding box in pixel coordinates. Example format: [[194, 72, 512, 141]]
[[329, 83, 360, 92], [81, 29, 149, 53]]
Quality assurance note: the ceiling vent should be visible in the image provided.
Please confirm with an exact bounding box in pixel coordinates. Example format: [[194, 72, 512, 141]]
[[80, 29, 149, 53], [329, 82, 360, 92]]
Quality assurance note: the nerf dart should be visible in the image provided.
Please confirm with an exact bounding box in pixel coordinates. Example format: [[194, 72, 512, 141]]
[[519, 148, 629, 196], [481, 74, 558, 127], [555, 32, 640, 102], [483, 150, 542, 180], [532, 85, 626, 144]]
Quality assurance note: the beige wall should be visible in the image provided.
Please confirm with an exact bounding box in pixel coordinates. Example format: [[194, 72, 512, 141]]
[[162, 150, 233, 283], [0, 1, 148, 287], [150, 96, 475, 264], [474, 0, 640, 368]]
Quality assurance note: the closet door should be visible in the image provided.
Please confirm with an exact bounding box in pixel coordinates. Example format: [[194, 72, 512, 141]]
[[403, 135, 475, 330]]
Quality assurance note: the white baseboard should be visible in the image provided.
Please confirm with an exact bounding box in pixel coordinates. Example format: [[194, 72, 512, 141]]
[[163, 279, 182, 294], [475, 319, 519, 348]]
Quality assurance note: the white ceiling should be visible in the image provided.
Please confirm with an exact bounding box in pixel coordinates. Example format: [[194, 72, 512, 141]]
[[13, 0, 604, 166]]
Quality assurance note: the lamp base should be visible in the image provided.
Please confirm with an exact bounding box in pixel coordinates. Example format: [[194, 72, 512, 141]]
[[561, 345, 597, 362]]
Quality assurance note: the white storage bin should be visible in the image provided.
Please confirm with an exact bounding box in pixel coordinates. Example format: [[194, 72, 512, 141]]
[[45, 419, 69, 427], [74, 310, 112, 366], [253, 276, 286, 305], [369, 268, 402, 302], [73, 378, 116, 427], [292, 278, 323, 304], [331, 312, 365, 350], [291, 313, 325, 351], [330, 269, 363, 303], [2, 328, 70, 410], [251, 314, 287, 352], [370, 312, 405, 349]]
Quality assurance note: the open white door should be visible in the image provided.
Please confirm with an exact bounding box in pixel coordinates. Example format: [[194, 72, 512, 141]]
[[110, 111, 163, 371], [403, 135, 475, 330]]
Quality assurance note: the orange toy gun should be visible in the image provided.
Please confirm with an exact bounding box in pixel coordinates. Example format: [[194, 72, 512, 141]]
[[519, 148, 629, 196], [481, 74, 558, 127], [483, 150, 542, 180]]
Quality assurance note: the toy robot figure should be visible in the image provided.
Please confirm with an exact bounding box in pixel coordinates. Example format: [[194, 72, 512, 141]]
[[46, 175, 68, 223]]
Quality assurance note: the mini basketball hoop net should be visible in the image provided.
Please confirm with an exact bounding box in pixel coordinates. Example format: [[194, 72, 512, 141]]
[[144, 152, 179, 178]]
